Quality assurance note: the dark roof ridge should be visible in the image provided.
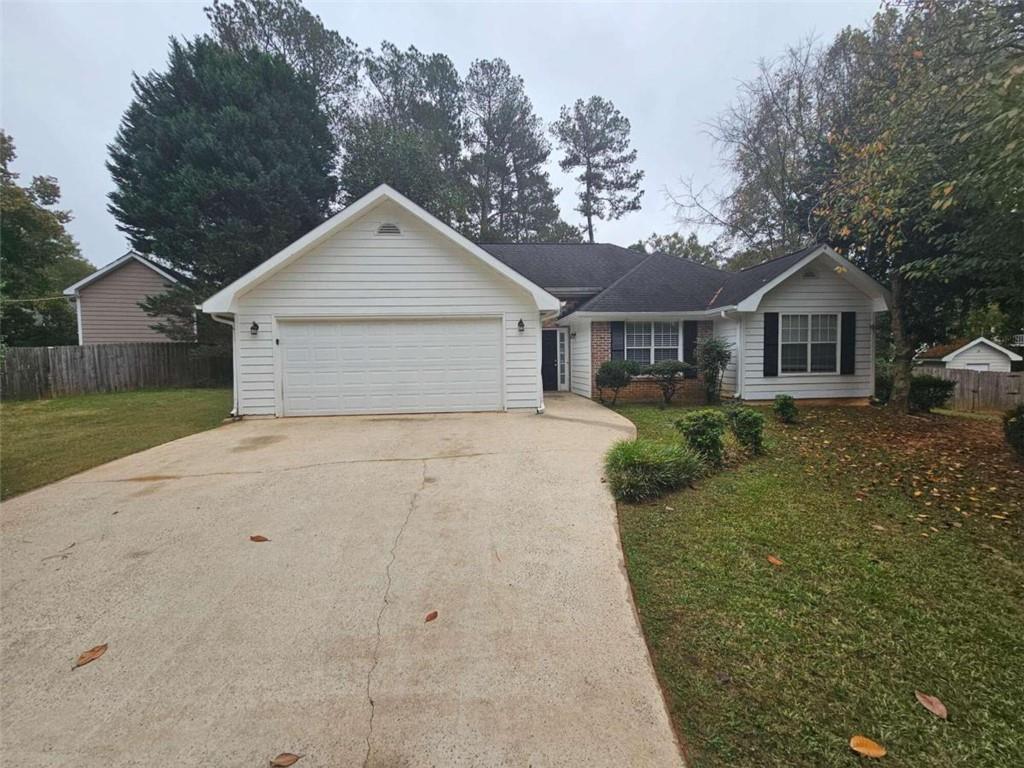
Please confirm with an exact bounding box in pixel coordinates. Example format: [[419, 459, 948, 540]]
[[735, 242, 822, 273], [575, 253, 659, 313]]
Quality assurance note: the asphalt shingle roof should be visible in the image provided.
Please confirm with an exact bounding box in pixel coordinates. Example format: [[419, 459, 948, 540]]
[[481, 241, 827, 312]]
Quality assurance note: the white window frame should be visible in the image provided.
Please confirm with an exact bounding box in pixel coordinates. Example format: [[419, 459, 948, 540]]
[[624, 321, 683, 365], [779, 313, 840, 375]]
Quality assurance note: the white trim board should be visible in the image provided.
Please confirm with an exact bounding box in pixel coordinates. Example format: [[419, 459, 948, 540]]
[[63, 251, 180, 296], [201, 185, 559, 314]]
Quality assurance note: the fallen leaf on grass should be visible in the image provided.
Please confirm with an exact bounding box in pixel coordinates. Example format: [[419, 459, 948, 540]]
[[270, 754, 301, 767], [849, 735, 886, 758], [425, 610, 438, 622], [767, 555, 783, 566], [871, 524, 886, 531], [915, 690, 948, 719], [73, 644, 107, 669], [250, 535, 271, 542]]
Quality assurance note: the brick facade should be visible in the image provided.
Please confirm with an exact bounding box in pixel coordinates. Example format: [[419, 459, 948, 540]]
[[590, 320, 713, 404]]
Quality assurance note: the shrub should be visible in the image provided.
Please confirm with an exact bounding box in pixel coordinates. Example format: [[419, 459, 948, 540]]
[[604, 438, 704, 502], [1003, 404, 1024, 458], [648, 359, 695, 405], [908, 374, 956, 413], [596, 359, 642, 405], [675, 409, 728, 466], [730, 408, 765, 454], [773, 394, 798, 423], [696, 337, 733, 404]]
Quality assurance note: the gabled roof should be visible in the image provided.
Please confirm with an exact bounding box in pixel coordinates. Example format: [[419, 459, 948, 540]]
[[202, 185, 559, 313], [574, 252, 728, 313], [707, 244, 820, 308], [917, 336, 1023, 362], [478, 243, 646, 293], [64, 251, 183, 296]]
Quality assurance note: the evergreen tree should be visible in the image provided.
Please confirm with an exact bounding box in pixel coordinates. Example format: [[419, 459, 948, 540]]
[[0, 131, 92, 347], [550, 96, 644, 242], [107, 36, 337, 340]]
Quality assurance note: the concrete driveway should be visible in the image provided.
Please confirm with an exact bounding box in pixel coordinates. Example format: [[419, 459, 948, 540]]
[[1, 394, 683, 767]]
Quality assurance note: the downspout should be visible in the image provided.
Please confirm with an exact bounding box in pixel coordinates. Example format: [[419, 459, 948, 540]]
[[209, 312, 240, 417]]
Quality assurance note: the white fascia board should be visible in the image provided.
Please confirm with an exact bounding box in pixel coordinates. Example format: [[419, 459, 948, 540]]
[[200, 184, 559, 313], [561, 308, 736, 323], [943, 336, 1023, 362], [734, 245, 891, 313], [63, 251, 179, 296]]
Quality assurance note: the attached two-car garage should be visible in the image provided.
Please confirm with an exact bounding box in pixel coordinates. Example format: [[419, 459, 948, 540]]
[[279, 317, 503, 416]]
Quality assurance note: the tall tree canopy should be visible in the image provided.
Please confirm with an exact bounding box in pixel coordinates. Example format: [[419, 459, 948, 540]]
[[462, 58, 567, 242], [205, 0, 360, 138], [340, 42, 467, 225], [672, 0, 1023, 410], [629, 232, 723, 267], [107, 36, 337, 340], [1, 131, 92, 347], [550, 96, 644, 242]]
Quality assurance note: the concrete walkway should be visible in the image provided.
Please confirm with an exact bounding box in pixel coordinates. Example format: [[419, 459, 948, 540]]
[[0, 394, 683, 767]]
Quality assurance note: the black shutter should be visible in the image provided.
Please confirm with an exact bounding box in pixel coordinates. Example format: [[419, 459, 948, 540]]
[[610, 321, 625, 361], [683, 321, 699, 378], [763, 312, 779, 377], [840, 312, 856, 375]]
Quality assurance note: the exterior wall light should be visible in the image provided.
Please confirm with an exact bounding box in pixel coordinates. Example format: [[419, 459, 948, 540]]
[[250, 321, 259, 336], [517, 318, 525, 333]]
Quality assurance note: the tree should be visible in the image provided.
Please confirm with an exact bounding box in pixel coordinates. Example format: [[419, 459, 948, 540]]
[[107, 36, 337, 341], [205, 0, 360, 139], [340, 42, 467, 227], [551, 96, 644, 242], [462, 58, 569, 242], [0, 131, 92, 347], [629, 232, 723, 266]]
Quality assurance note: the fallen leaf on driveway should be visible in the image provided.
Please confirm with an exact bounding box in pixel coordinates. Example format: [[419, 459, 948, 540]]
[[270, 754, 301, 766], [915, 690, 948, 719], [849, 735, 886, 758], [767, 555, 783, 566], [425, 610, 438, 622], [250, 535, 270, 542], [73, 644, 107, 669]]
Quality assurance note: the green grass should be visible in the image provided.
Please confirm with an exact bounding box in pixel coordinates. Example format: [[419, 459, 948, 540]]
[[615, 403, 1024, 768], [1, 388, 232, 499]]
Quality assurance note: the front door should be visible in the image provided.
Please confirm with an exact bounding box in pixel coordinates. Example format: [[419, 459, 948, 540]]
[[541, 329, 558, 391]]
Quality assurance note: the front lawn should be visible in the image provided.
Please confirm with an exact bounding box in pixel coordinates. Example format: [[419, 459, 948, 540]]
[[615, 404, 1023, 768], [1, 388, 232, 499]]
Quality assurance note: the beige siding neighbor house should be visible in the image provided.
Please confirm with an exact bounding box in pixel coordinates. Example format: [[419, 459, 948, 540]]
[[64, 252, 182, 345]]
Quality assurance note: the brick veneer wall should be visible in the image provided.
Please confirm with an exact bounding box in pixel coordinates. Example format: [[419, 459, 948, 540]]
[[590, 320, 713, 404]]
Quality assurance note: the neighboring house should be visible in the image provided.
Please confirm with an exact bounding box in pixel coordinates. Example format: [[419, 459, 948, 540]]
[[915, 337, 1022, 372], [63, 251, 183, 345], [201, 184, 891, 418]]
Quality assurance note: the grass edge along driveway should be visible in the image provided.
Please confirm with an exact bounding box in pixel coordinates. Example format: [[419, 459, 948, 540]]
[[1, 388, 232, 499], [614, 403, 1023, 768]]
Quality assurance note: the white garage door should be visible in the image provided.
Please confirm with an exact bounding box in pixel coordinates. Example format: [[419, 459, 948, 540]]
[[279, 318, 503, 416]]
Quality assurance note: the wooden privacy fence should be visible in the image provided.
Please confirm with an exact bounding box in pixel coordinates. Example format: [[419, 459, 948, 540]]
[[915, 367, 1024, 413], [1, 343, 232, 401]]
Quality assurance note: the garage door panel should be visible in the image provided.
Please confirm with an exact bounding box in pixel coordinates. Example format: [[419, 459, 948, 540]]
[[280, 318, 503, 416]]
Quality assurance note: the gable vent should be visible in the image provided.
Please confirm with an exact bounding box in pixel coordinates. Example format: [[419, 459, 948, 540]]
[[376, 222, 401, 236]]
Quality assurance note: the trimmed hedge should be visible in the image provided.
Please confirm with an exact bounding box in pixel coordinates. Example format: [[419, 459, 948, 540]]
[[1003, 404, 1024, 458], [773, 394, 798, 423], [605, 438, 704, 502], [731, 407, 766, 454], [909, 375, 956, 413], [676, 409, 728, 467]]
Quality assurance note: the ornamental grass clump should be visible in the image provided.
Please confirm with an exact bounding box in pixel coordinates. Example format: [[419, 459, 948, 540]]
[[675, 409, 728, 467], [604, 438, 704, 502]]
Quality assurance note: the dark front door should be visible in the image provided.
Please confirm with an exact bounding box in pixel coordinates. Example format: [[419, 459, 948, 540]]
[[541, 330, 558, 391]]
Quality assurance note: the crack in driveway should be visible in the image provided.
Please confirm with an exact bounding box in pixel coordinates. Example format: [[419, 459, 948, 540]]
[[362, 459, 428, 768]]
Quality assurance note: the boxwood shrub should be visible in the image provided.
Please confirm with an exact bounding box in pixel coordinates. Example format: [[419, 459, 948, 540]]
[[909, 375, 956, 413], [730, 407, 766, 454], [773, 394, 798, 423], [1003, 404, 1024, 458], [604, 438, 704, 502], [675, 409, 728, 467]]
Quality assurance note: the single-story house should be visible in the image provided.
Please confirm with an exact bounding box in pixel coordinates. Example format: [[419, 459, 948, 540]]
[[201, 184, 890, 417], [63, 251, 184, 345], [916, 337, 1022, 372]]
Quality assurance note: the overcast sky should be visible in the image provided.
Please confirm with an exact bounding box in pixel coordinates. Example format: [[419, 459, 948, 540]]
[[2, 1, 876, 269]]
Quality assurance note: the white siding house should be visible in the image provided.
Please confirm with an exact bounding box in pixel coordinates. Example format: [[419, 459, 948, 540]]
[[202, 186, 558, 417], [917, 337, 1022, 373]]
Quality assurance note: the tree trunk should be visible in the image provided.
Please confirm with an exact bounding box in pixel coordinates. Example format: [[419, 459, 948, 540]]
[[889, 271, 913, 413]]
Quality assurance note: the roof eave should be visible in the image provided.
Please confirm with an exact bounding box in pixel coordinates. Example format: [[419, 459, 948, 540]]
[[63, 251, 179, 296]]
